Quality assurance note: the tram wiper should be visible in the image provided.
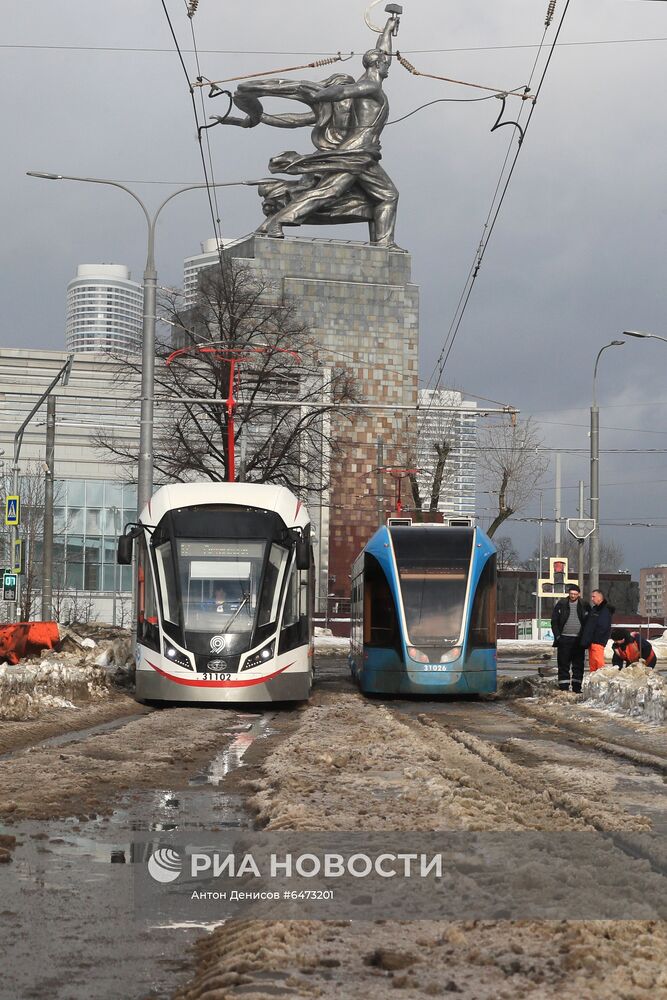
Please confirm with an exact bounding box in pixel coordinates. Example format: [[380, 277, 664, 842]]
[[222, 592, 251, 632]]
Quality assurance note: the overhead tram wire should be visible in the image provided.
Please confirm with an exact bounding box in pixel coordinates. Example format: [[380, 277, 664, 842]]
[[4, 36, 667, 55], [418, 0, 573, 434], [416, 16, 553, 433], [183, 0, 225, 253], [159, 0, 227, 285]]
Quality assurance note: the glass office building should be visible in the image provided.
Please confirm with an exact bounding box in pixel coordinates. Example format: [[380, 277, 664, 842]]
[[42, 479, 137, 593]]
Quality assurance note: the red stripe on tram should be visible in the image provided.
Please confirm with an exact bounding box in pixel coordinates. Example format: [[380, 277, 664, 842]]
[[147, 660, 295, 688]]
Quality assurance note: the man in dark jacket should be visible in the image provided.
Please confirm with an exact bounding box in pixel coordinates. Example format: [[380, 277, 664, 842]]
[[581, 589, 614, 673], [551, 585, 590, 693]]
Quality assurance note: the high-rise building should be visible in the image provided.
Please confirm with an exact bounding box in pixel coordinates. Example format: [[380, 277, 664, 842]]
[[66, 264, 143, 354], [183, 238, 241, 306], [640, 565, 667, 617], [415, 389, 477, 520]]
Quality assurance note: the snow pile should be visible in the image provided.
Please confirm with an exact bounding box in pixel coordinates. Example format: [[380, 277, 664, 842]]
[[314, 628, 349, 656], [582, 663, 665, 724], [0, 657, 111, 720], [497, 639, 553, 658]]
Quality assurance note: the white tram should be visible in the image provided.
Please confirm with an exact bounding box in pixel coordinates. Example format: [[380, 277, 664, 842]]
[[117, 483, 314, 704]]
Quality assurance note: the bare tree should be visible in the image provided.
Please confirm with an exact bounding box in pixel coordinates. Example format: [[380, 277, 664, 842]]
[[477, 418, 549, 537], [95, 261, 359, 491], [408, 394, 463, 513], [526, 532, 625, 574], [495, 535, 520, 570]]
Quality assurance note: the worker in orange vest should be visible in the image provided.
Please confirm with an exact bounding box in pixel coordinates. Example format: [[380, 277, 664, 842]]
[[610, 628, 657, 670]]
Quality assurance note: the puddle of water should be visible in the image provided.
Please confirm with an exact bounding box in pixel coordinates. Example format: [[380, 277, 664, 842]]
[[190, 714, 275, 786], [2, 709, 274, 1000]]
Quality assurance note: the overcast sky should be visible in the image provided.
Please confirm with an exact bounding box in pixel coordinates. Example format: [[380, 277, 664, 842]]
[[3, 1, 667, 575]]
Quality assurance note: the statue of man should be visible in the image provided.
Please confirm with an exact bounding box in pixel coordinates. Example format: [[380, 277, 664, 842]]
[[219, 11, 401, 248]]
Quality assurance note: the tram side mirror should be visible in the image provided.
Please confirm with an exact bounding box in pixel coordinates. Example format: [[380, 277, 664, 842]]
[[117, 534, 134, 565], [296, 539, 310, 571], [117, 524, 143, 565]]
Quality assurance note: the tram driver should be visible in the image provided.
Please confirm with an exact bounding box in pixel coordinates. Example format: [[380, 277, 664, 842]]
[[213, 585, 228, 612]]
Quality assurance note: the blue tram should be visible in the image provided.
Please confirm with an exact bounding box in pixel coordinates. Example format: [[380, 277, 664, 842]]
[[349, 522, 497, 695]]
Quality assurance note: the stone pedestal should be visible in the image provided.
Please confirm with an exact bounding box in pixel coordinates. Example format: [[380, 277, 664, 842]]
[[227, 235, 419, 603]]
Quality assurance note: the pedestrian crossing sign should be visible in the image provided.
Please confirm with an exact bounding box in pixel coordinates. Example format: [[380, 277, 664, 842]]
[[5, 496, 19, 526]]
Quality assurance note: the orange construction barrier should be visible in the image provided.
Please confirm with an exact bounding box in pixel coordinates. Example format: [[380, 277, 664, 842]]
[[0, 622, 61, 666]]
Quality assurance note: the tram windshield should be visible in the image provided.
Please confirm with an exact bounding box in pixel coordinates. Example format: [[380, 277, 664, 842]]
[[155, 539, 288, 636], [391, 528, 474, 646]]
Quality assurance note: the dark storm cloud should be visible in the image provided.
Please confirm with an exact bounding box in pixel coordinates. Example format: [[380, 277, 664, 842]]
[[2, 1, 666, 569]]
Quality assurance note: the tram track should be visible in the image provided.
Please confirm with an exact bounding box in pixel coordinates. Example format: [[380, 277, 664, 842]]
[[502, 696, 667, 774], [382, 690, 667, 879]]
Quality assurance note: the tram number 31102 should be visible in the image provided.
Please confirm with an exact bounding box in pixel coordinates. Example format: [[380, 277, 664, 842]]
[[201, 673, 232, 682]]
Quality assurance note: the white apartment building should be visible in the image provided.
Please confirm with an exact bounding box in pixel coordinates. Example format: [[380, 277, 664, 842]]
[[66, 264, 143, 354], [183, 238, 243, 306], [415, 389, 477, 520]]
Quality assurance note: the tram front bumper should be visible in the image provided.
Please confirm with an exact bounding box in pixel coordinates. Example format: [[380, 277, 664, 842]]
[[136, 663, 312, 703]]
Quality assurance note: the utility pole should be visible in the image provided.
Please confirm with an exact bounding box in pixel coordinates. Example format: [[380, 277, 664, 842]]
[[554, 452, 561, 551], [536, 493, 544, 638], [41, 396, 56, 620], [590, 340, 624, 590], [11, 354, 73, 621], [578, 480, 586, 591]]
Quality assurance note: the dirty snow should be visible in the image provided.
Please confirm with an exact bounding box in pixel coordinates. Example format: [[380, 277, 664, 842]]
[[583, 663, 666, 724], [0, 637, 135, 720], [314, 629, 349, 656], [177, 685, 666, 1000], [244, 692, 646, 834], [0, 659, 111, 720]]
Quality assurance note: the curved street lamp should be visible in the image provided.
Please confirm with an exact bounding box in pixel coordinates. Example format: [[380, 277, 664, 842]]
[[624, 329, 667, 347], [590, 339, 625, 590], [27, 170, 260, 514]]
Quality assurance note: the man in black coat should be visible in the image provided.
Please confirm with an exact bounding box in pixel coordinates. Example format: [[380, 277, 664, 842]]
[[581, 589, 614, 673], [550, 585, 590, 693]]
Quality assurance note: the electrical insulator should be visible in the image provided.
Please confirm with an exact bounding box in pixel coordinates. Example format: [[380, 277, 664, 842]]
[[545, 1, 557, 27], [187, 0, 199, 18]]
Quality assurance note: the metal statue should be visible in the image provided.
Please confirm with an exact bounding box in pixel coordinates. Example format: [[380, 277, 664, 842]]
[[217, 4, 403, 248]]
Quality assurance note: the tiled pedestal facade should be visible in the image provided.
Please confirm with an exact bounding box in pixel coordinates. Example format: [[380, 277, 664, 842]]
[[228, 236, 419, 603]]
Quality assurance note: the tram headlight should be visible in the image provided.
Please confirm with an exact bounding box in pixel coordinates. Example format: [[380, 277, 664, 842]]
[[408, 647, 430, 663], [244, 643, 275, 670], [163, 642, 192, 670], [440, 647, 461, 663]]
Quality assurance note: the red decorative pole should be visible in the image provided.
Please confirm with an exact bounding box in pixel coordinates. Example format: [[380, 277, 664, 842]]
[[166, 344, 301, 483]]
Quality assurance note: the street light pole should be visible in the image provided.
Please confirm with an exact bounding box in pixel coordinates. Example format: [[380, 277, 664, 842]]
[[624, 329, 667, 347], [27, 171, 260, 514], [590, 340, 625, 591]]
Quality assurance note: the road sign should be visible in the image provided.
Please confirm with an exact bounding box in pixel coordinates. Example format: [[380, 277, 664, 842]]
[[567, 518, 596, 540], [12, 539, 23, 574], [538, 556, 579, 598], [3, 573, 17, 602], [5, 496, 20, 526]]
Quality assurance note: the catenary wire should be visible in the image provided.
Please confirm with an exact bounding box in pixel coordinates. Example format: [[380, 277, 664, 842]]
[[419, 1, 573, 437], [184, 1, 224, 246], [3, 37, 667, 54], [159, 0, 227, 285]]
